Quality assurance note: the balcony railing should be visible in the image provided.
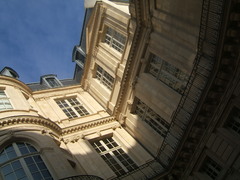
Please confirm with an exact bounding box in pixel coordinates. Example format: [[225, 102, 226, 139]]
[[60, 175, 104, 180], [111, 160, 165, 180], [157, 0, 225, 169]]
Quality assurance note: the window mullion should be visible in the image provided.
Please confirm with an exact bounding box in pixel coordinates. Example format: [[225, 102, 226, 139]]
[[12, 143, 34, 180], [110, 31, 113, 47], [99, 140, 110, 151], [66, 100, 79, 117], [102, 71, 105, 84], [157, 60, 163, 79], [100, 140, 129, 172], [109, 150, 128, 172], [19, 157, 34, 180]]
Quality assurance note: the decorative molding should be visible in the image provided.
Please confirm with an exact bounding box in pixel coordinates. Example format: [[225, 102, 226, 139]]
[[0, 115, 120, 141], [61, 117, 115, 135], [0, 115, 62, 135], [0, 76, 32, 94], [114, 0, 142, 117]]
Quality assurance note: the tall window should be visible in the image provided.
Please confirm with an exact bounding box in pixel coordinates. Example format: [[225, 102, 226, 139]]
[[56, 97, 90, 119], [201, 157, 222, 180], [0, 90, 13, 111], [148, 55, 188, 94], [0, 142, 53, 180], [226, 107, 240, 135], [134, 98, 169, 138], [104, 27, 126, 53], [90, 137, 138, 177], [96, 65, 115, 90], [45, 77, 61, 88]]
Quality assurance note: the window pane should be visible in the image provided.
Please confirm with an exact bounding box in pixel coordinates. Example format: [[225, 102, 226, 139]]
[[15, 169, 26, 179], [33, 155, 43, 163], [56, 98, 89, 119], [19, 147, 29, 155], [1, 164, 12, 175], [24, 157, 34, 165], [104, 27, 126, 53], [0, 91, 6, 97], [95, 65, 114, 90], [45, 77, 61, 88], [12, 161, 21, 170], [201, 157, 222, 179], [148, 55, 188, 94], [32, 172, 42, 180], [27, 144, 37, 153], [42, 170, 52, 178], [7, 151, 17, 159], [0, 90, 13, 111], [28, 164, 38, 173], [91, 137, 138, 177], [226, 107, 240, 135], [5, 173, 16, 180], [0, 153, 8, 164], [0, 143, 53, 180], [134, 98, 169, 137]]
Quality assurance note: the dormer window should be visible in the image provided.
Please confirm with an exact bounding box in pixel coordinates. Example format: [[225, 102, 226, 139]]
[[72, 46, 85, 69], [41, 75, 62, 88], [0, 67, 19, 79], [45, 77, 61, 88]]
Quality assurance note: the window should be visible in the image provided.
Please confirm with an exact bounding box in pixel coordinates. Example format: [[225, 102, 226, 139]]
[[0, 142, 53, 180], [96, 65, 115, 90], [56, 97, 90, 119], [0, 90, 13, 111], [226, 107, 240, 135], [90, 137, 138, 177], [104, 27, 126, 53], [134, 98, 169, 137], [201, 157, 222, 180], [148, 55, 189, 94], [45, 77, 61, 88]]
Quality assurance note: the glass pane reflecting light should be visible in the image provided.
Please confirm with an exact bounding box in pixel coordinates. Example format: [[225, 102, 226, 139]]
[[0, 142, 53, 180]]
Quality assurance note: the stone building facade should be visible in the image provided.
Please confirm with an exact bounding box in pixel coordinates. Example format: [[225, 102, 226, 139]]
[[0, 0, 240, 180]]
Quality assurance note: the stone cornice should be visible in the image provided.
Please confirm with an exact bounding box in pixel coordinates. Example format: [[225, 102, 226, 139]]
[[0, 76, 32, 94], [32, 84, 83, 96], [114, 0, 143, 118], [0, 115, 117, 138], [0, 115, 62, 135], [33, 88, 85, 101], [61, 116, 116, 135]]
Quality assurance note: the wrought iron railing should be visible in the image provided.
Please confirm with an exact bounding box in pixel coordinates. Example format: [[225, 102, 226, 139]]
[[157, 0, 225, 169], [111, 160, 165, 180], [60, 175, 104, 180]]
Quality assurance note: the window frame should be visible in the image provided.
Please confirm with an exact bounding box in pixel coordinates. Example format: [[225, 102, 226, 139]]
[[42, 76, 62, 88], [95, 65, 115, 90], [132, 98, 170, 138], [0, 90, 13, 111], [225, 106, 240, 136], [55, 97, 90, 119], [0, 142, 53, 180], [200, 157, 223, 180], [104, 26, 126, 53], [147, 54, 189, 94], [90, 136, 138, 177]]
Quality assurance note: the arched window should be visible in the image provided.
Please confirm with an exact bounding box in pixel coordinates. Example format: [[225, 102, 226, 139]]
[[0, 142, 53, 180]]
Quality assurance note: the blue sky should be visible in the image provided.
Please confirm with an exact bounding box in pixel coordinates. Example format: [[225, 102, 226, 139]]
[[0, 0, 85, 83]]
